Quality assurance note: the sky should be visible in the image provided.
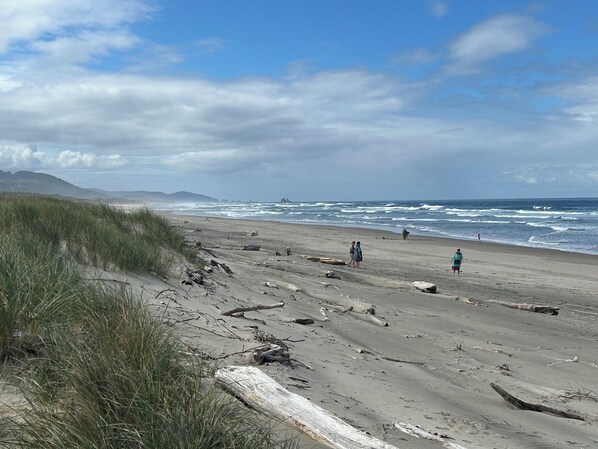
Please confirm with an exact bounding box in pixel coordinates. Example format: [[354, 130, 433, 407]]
[[1, 0, 598, 201]]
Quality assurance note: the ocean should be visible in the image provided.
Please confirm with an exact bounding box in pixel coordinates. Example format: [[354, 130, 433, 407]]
[[155, 197, 598, 256]]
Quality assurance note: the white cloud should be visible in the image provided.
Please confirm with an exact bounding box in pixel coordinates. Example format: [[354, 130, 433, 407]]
[[0, 144, 46, 169], [0, 0, 151, 62], [555, 77, 598, 122], [448, 15, 549, 72], [57, 150, 128, 169]]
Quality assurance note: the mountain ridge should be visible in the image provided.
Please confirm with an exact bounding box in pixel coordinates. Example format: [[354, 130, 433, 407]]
[[0, 170, 218, 203]]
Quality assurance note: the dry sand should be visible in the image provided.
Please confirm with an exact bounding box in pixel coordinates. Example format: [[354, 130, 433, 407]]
[[150, 215, 598, 449]]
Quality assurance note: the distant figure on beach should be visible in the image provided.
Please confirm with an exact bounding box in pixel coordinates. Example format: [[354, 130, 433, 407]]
[[402, 228, 410, 240], [451, 248, 463, 275], [477, 233, 480, 240], [348, 241, 356, 267], [353, 241, 363, 268]]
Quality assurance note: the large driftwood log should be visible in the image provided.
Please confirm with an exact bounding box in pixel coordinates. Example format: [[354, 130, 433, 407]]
[[305, 256, 347, 265], [412, 281, 437, 293], [488, 300, 559, 315], [394, 422, 469, 449], [490, 383, 584, 420], [221, 302, 285, 316], [216, 366, 399, 449]]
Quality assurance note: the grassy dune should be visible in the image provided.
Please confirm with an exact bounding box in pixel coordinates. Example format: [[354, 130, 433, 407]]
[[0, 195, 296, 449]]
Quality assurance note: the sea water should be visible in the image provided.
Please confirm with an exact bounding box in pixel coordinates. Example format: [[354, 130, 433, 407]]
[[154, 197, 598, 256]]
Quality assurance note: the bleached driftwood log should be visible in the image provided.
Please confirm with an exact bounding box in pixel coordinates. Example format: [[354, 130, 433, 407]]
[[283, 283, 302, 292], [216, 366, 399, 449], [488, 300, 559, 315], [264, 281, 279, 289], [394, 422, 468, 449], [305, 256, 346, 265], [412, 281, 437, 293], [221, 302, 285, 316], [490, 383, 584, 420]]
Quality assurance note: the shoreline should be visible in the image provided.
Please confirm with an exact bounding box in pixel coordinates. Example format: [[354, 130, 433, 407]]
[[167, 212, 598, 264], [163, 214, 598, 448]]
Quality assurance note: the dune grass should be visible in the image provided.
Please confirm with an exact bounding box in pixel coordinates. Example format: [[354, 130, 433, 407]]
[[0, 195, 296, 449]]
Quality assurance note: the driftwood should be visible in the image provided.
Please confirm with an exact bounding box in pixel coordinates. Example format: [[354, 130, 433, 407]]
[[253, 345, 290, 365], [488, 300, 559, 315], [283, 283, 302, 292], [394, 422, 468, 449], [412, 281, 437, 293], [216, 366, 399, 449], [221, 302, 285, 316], [305, 256, 346, 265], [490, 383, 585, 421], [357, 313, 388, 327], [243, 244, 261, 251], [382, 357, 424, 365], [210, 259, 233, 275], [319, 308, 330, 322], [180, 266, 203, 285], [286, 318, 315, 325], [325, 270, 340, 279], [264, 281, 279, 289]]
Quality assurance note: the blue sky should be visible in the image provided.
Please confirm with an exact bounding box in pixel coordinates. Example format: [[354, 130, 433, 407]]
[[1, 0, 598, 201]]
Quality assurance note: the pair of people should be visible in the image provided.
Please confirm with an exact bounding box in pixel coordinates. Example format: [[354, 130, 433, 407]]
[[348, 241, 363, 268]]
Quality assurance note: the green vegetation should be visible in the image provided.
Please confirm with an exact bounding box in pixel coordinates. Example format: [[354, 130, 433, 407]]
[[0, 195, 295, 449]]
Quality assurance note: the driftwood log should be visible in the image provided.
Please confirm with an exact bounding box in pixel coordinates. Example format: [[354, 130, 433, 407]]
[[253, 345, 290, 365], [286, 318, 314, 325], [394, 422, 469, 449], [305, 256, 346, 265], [488, 300, 559, 315], [210, 259, 233, 275], [490, 383, 584, 420], [412, 281, 437, 293], [243, 244, 261, 251], [216, 366, 399, 449], [180, 267, 203, 285], [221, 302, 285, 316]]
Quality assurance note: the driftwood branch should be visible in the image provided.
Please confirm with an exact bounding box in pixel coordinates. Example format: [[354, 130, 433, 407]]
[[221, 302, 285, 316], [490, 383, 585, 421], [216, 366, 399, 449], [394, 422, 469, 449], [488, 300, 559, 315], [382, 357, 424, 365]]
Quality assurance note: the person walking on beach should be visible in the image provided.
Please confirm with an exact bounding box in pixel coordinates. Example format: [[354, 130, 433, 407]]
[[348, 241, 356, 267], [353, 241, 363, 268], [451, 248, 463, 275]]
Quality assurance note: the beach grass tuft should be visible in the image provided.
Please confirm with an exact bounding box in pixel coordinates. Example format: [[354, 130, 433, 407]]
[[0, 195, 296, 449]]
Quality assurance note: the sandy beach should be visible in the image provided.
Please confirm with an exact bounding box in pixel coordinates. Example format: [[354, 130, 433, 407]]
[[140, 215, 598, 448]]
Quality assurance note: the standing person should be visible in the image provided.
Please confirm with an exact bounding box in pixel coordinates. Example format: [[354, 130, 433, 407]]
[[451, 248, 463, 275], [348, 241, 356, 267], [353, 241, 363, 268]]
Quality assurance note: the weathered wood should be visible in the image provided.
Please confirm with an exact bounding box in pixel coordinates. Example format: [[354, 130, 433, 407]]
[[304, 256, 346, 265], [264, 281, 279, 289], [394, 422, 468, 449], [283, 283, 302, 292], [243, 244, 261, 251], [180, 266, 203, 285], [488, 300, 559, 315], [412, 281, 437, 293], [253, 345, 289, 365], [216, 366, 399, 449], [357, 313, 388, 327], [382, 357, 424, 365], [325, 270, 340, 279], [490, 383, 584, 421], [221, 302, 285, 316], [287, 318, 315, 325]]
